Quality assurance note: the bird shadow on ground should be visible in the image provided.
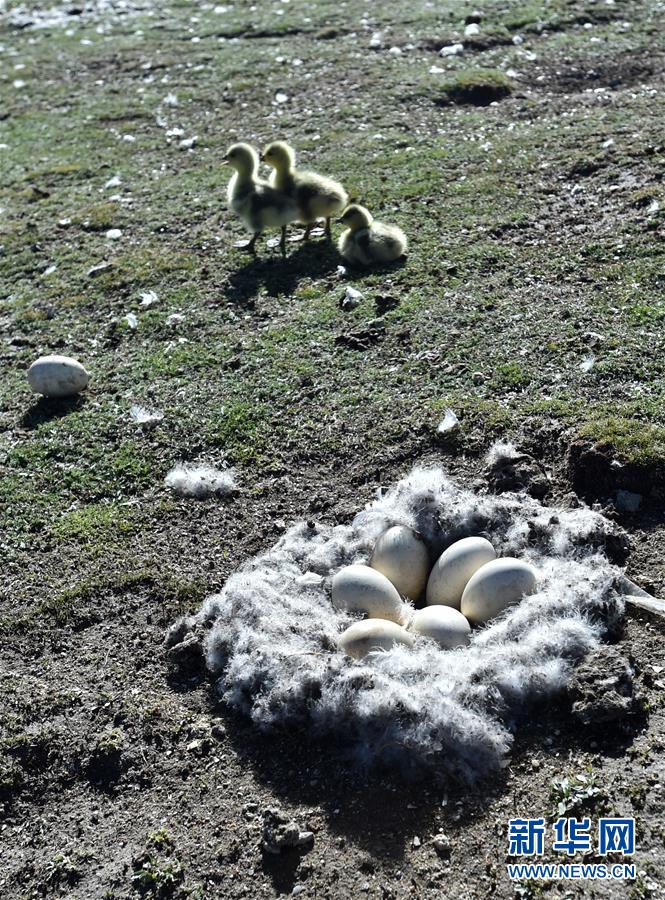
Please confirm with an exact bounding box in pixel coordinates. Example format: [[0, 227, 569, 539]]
[[21, 395, 86, 429], [223, 239, 343, 308]]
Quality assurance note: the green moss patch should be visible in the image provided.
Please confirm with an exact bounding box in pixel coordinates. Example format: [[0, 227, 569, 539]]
[[438, 69, 513, 106]]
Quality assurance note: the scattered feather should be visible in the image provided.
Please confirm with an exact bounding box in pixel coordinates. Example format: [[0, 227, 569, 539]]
[[163, 92, 178, 106], [485, 440, 520, 467], [580, 354, 595, 372], [165, 464, 238, 500], [275, 92, 289, 104], [140, 290, 159, 307], [123, 313, 138, 330], [87, 261, 112, 278], [437, 408, 460, 434], [340, 286, 363, 310], [105, 175, 122, 189], [179, 136, 197, 150], [106, 228, 122, 240], [130, 405, 164, 427]]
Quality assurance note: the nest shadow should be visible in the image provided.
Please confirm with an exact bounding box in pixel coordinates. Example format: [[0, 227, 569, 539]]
[[209, 684, 646, 867], [206, 696, 510, 863]]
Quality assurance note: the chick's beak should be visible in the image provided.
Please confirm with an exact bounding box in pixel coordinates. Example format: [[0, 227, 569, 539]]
[[221, 156, 229, 166]]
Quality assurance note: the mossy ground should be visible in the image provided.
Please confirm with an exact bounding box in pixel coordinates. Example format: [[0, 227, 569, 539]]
[[1, 0, 665, 898]]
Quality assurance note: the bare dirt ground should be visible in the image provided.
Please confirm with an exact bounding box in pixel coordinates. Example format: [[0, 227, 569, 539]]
[[1, 0, 665, 897]]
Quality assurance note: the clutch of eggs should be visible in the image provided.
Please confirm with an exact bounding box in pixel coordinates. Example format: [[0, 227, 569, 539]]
[[334, 525, 538, 659]]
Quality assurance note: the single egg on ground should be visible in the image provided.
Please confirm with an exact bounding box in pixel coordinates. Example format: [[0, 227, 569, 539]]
[[337, 619, 414, 660], [409, 606, 471, 649], [369, 525, 429, 601], [426, 536, 496, 609], [461, 557, 538, 624], [332, 564, 408, 624], [27, 355, 90, 398]]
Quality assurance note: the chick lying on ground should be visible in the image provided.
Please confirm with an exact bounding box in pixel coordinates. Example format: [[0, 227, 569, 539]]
[[262, 140, 348, 239], [224, 142, 298, 255], [337, 204, 407, 266]]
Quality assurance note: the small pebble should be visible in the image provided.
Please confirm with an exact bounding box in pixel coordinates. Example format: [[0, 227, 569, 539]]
[[440, 42, 464, 57], [432, 833, 451, 855]]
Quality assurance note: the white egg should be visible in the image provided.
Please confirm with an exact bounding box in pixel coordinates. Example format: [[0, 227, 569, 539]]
[[369, 525, 429, 600], [332, 564, 407, 624], [337, 619, 414, 659], [461, 557, 538, 624], [426, 536, 496, 609], [409, 606, 471, 649], [27, 355, 90, 398]]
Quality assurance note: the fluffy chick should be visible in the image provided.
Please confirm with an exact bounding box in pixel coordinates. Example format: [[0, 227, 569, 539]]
[[224, 142, 298, 254], [337, 204, 407, 266], [262, 141, 348, 239]]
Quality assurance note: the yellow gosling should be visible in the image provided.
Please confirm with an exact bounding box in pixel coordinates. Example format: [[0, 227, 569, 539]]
[[262, 140, 348, 239], [223, 142, 298, 255], [337, 204, 407, 266]]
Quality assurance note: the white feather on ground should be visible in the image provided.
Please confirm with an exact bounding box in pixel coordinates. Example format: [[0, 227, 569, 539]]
[[168, 461, 625, 780], [484, 440, 520, 466], [164, 465, 238, 500], [437, 408, 459, 433], [130, 405, 164, 427]]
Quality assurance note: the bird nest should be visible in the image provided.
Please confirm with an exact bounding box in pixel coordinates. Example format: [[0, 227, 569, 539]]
[[168, 465, 626, 781]]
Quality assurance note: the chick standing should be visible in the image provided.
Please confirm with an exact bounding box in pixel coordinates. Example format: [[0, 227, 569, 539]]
[[337, 204, 407, 266], [262, 141, 348, 239], [223, 142, 298, 255]]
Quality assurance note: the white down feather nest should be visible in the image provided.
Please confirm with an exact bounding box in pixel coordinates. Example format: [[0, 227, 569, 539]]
[[168, 465, 625, 781]]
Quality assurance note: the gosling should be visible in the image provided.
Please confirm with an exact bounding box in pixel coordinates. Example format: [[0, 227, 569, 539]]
[[223, 142, 298, 255], [262, 140, 348, 239], [337, 204, 407, 266]]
